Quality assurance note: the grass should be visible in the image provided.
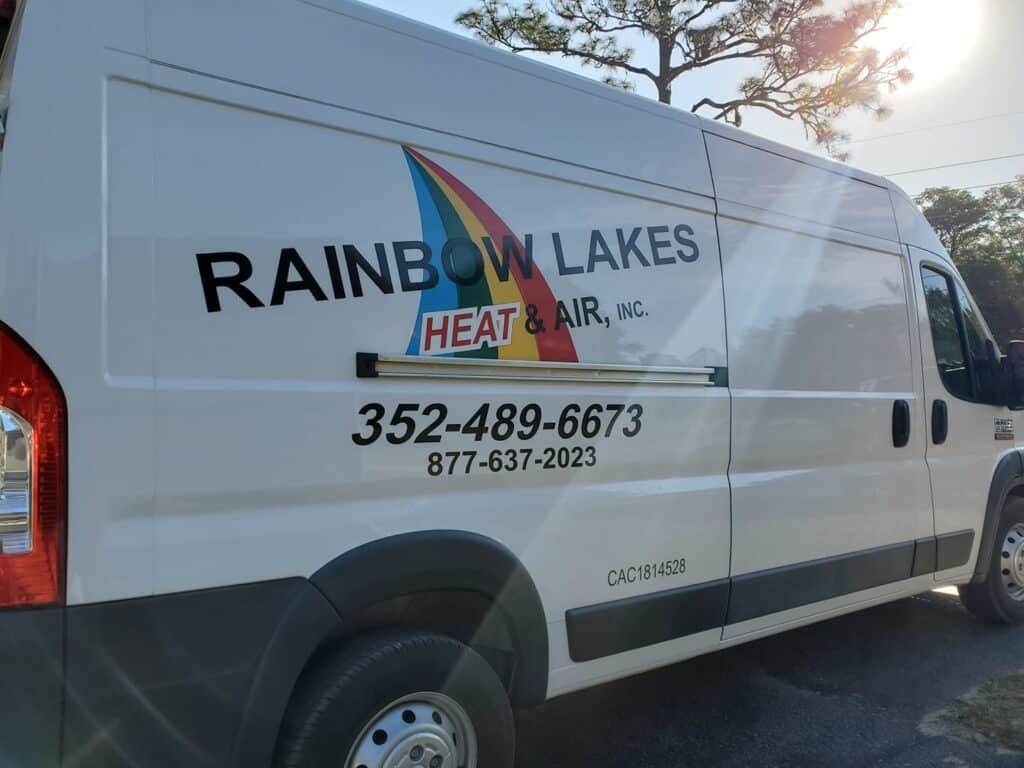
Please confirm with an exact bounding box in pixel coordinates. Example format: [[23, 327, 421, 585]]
[[939, 671, 1024, 753]]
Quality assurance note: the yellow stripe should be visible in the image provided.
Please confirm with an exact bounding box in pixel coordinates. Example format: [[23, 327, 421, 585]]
[[416, 161, 539, 361]]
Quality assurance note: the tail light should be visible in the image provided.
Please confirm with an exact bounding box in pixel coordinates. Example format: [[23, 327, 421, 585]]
[[0, 324, 66, 608]]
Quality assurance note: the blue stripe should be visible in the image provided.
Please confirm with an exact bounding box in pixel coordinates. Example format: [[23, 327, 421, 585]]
[[404, 153, 459, 356]]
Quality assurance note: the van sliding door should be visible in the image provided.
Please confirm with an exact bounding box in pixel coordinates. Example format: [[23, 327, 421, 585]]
[[705, 134, 935, 638]]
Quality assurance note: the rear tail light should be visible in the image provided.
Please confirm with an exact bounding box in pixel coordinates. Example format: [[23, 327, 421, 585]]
[[0, 325, 66, 608]]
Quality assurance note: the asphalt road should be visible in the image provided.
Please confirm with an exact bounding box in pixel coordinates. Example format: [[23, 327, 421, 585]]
[[516, 590, 1024, 767]]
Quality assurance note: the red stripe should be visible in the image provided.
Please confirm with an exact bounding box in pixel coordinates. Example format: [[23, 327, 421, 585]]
[[405, 147, 577, 363]]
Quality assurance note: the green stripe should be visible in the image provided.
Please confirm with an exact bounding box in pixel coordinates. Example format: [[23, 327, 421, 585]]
[[416, 163, 497, 359]]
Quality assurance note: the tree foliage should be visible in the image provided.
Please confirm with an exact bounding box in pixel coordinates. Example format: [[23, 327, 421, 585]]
[[915, 187, 987, 261], [918, 177, 1024, 348], [456, 0, 912, 157]]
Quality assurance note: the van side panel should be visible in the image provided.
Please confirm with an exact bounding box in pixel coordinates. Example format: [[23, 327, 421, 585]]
[[93, 54, 736, 696]]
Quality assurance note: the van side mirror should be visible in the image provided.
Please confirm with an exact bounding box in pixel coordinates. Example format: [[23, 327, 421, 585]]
[[1005, 340, 1024, 410], [974, 338, 1010, 406]]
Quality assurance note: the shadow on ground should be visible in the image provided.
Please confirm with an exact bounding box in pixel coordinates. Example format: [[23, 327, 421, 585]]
[[516, 591, 1024, 767]]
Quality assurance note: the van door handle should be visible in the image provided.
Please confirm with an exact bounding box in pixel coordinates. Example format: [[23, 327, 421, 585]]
[[932, 399, 948, 445], [892, 399, 911, 448], [892, 400, 911, 448]]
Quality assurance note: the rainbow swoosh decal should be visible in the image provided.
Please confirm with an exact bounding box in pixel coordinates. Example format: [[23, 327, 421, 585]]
[[403, 146, 577, 362]]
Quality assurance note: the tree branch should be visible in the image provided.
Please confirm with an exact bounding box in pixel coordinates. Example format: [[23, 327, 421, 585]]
[[455, 0, 912, 155]]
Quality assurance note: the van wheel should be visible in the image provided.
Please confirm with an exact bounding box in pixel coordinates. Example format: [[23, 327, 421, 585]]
[[959, 498, 1024, 624], [275, 631, 514, 768]]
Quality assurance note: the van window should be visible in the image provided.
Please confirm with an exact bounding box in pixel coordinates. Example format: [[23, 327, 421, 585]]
[[921, 266, 973, 400], [957, 282, 995, 361], [721, 224, 913, 393]]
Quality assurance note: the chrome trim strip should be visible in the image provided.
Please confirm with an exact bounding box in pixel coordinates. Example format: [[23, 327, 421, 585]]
[[358, 353, 718, 386], [0, 515, 28, 533]]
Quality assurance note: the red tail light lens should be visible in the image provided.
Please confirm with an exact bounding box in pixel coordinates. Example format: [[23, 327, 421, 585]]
[[0, 324, 66, 608]]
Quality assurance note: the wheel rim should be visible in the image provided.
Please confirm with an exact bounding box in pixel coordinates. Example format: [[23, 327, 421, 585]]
[[345, 692, 477, 768], [1000, 523, 1024, 602]]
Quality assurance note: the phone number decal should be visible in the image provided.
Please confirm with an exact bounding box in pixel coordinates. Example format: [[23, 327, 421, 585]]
[[351, 402, 643, 446], [428, 446, 597, 476]]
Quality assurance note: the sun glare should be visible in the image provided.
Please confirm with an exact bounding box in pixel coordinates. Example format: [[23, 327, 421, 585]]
[[870, 0, 982, 86]]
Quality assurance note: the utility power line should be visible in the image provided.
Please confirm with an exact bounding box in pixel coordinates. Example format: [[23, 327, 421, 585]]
[[841, 110, 1024, 145], [907, 179, 1023, 197], [955, 179, 1023, 192], [885, 152, 1024, 177]]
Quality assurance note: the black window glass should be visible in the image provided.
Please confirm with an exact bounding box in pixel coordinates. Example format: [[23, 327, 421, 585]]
[[956, 283, 993, 362], [921, 267, 972, 400]]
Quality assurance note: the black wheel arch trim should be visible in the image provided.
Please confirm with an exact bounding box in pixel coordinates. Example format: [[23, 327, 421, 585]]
[[308, 529, 549, 708], [229, 580, 341, 768], [229, 531, 547, 768], [974, 450, 1024, 583]]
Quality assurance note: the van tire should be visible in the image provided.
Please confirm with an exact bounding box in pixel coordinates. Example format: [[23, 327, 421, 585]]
[[959, 498, 1024, 624], [274, 630, 515, 768]]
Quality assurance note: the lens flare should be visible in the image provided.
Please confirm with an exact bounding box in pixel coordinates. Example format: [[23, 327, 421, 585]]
[[870, 0, 982, 86]]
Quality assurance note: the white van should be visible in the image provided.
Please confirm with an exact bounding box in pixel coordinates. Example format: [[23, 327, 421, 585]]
[[1, 1, 1023, 766]]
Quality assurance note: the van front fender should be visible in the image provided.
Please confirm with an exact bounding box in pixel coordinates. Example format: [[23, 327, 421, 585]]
[[974, 450, 1024, 582]]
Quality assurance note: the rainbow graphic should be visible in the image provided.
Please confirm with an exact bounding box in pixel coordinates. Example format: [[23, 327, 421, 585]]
[[403, 146, 577, 362]]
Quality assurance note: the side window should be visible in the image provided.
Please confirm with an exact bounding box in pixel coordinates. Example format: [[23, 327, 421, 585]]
[[921, 266, 973, 400], [956, 283, 994, 362]]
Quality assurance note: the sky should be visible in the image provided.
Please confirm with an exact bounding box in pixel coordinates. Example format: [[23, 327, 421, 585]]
[[361, 0, 1023, 198]]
